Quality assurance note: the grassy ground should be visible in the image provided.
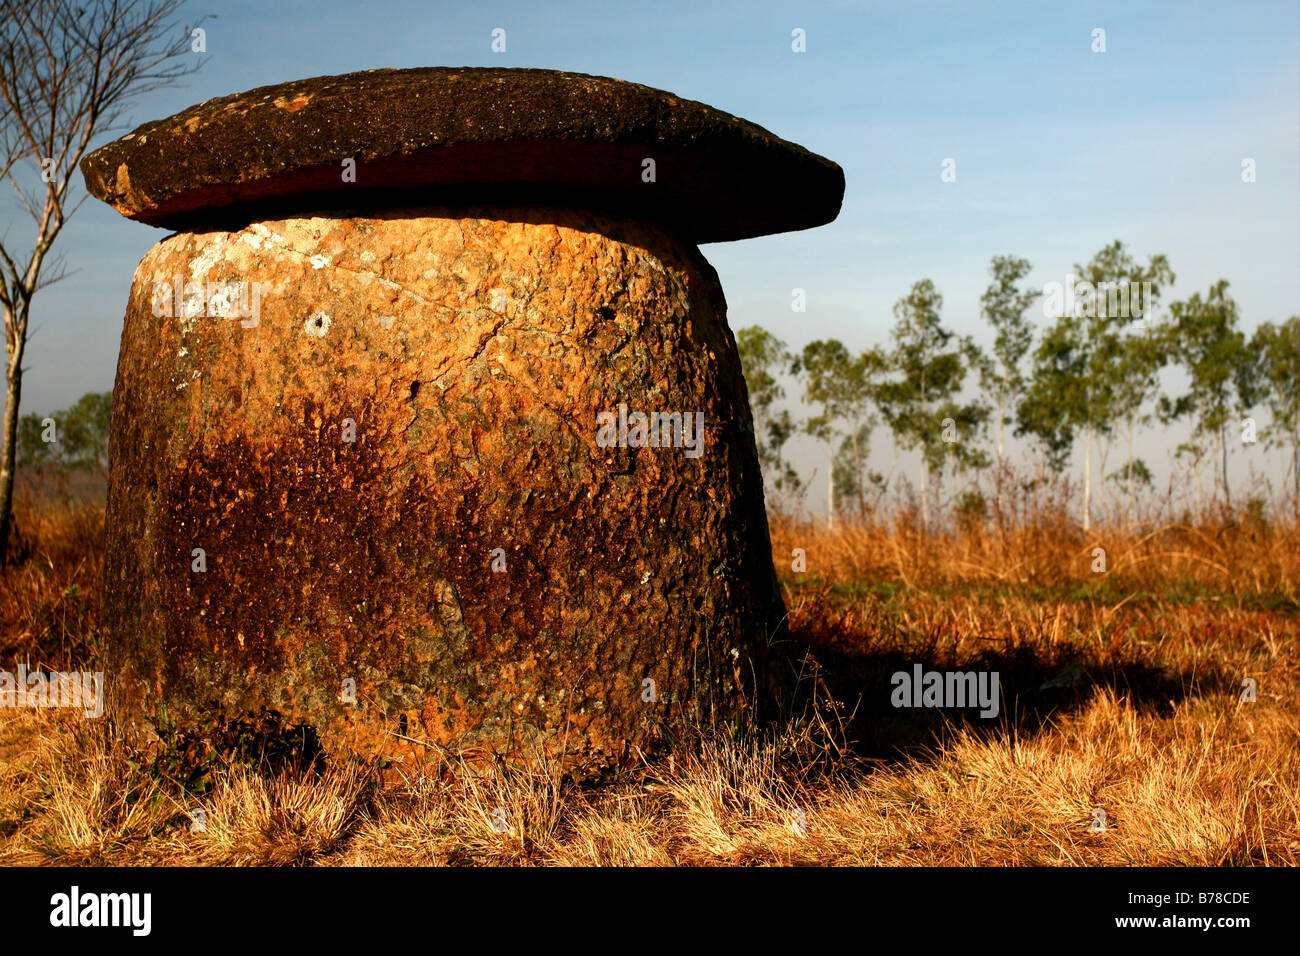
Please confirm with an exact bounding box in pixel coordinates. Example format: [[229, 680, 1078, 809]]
[[0, 496, 1296, 866]]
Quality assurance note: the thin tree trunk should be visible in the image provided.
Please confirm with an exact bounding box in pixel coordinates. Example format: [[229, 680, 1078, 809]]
[[995, 391, 1005, 518], [920, 453, 929, 533], [919, 376, 929, 534], [1292, 437, 1298, 514], [948, 447, 957, 524], [1083, 425, 1092, 532], [1099, 440, 1111, 526], [826, 433, 834, 528], [1126, 417, 1135, 527], [1194, 452, 1204, 525], [853, 424, 863, 521], [0, 340, 25, 563], [1032, 456, 1042, 528], [1221, 424, 1230, 509], [878, 444, 899, 523]]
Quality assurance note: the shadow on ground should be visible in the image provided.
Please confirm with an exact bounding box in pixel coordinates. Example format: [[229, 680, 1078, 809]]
[[785, 615, 1237, 762]]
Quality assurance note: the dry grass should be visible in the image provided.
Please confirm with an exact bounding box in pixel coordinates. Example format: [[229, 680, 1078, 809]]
[[768, 508, 1300, 599], [0, 493, 103, 672], [0, 496, 1296, 866]]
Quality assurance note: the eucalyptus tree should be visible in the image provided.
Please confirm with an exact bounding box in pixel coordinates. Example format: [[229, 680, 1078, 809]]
[[799, 338, 855, 526], [830, 346, 887, 517], [1019, 241, 1173, 531], [875, 280, 975, 532], [976, 254, 1038, 514], [17, 390, 111, 473], [936, 361, 992, 522], [736, 325, 800, 494], [1247, 316, 1300, 508], [1102, 322, 1168, 523], [1017, 312, 1084, 507], [1159, 280, 1250, 516]]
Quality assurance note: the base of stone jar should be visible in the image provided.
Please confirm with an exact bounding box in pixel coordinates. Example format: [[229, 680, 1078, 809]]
[[101, 205, 788, 768]]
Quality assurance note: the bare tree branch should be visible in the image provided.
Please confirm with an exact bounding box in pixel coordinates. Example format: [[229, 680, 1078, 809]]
[[0, 0, 207, 561]]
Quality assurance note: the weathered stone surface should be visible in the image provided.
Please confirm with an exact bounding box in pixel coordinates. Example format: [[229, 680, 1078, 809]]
[[102, 206, 789, 764], [79, 67, 844, 242]]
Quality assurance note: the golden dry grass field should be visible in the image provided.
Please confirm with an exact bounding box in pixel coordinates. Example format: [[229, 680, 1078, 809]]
[[1, 495, 1296, 866]]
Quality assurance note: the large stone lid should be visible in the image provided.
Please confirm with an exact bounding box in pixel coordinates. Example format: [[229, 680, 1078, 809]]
[[80, 67, 844, 243]]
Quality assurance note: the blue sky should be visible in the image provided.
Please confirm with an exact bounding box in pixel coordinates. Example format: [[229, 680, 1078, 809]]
[[8, 0, 1299, 510]]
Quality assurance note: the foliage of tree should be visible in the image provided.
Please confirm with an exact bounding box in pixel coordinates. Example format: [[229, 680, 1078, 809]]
[[798, 338, 857, 525], [1246, 316, 1300, 506], [975, 254, 1038, 512], [736, 325, 800, 493], [1102, 325, 1168, 522], [830, 347, 887, 515], [17, 390, 111, 472], [728, 242, 1292, 531], [1159, 280, 1251, 516], [875, 280, 983, 531], [1018, 241, 1173, 530]]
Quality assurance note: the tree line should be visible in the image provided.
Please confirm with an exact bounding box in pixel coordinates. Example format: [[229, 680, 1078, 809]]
[[738, 240, 1300, 530], [17, 391, 111, 474]]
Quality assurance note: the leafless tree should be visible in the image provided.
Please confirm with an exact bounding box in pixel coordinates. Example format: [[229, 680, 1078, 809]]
[[0, 0, 207, 561]]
